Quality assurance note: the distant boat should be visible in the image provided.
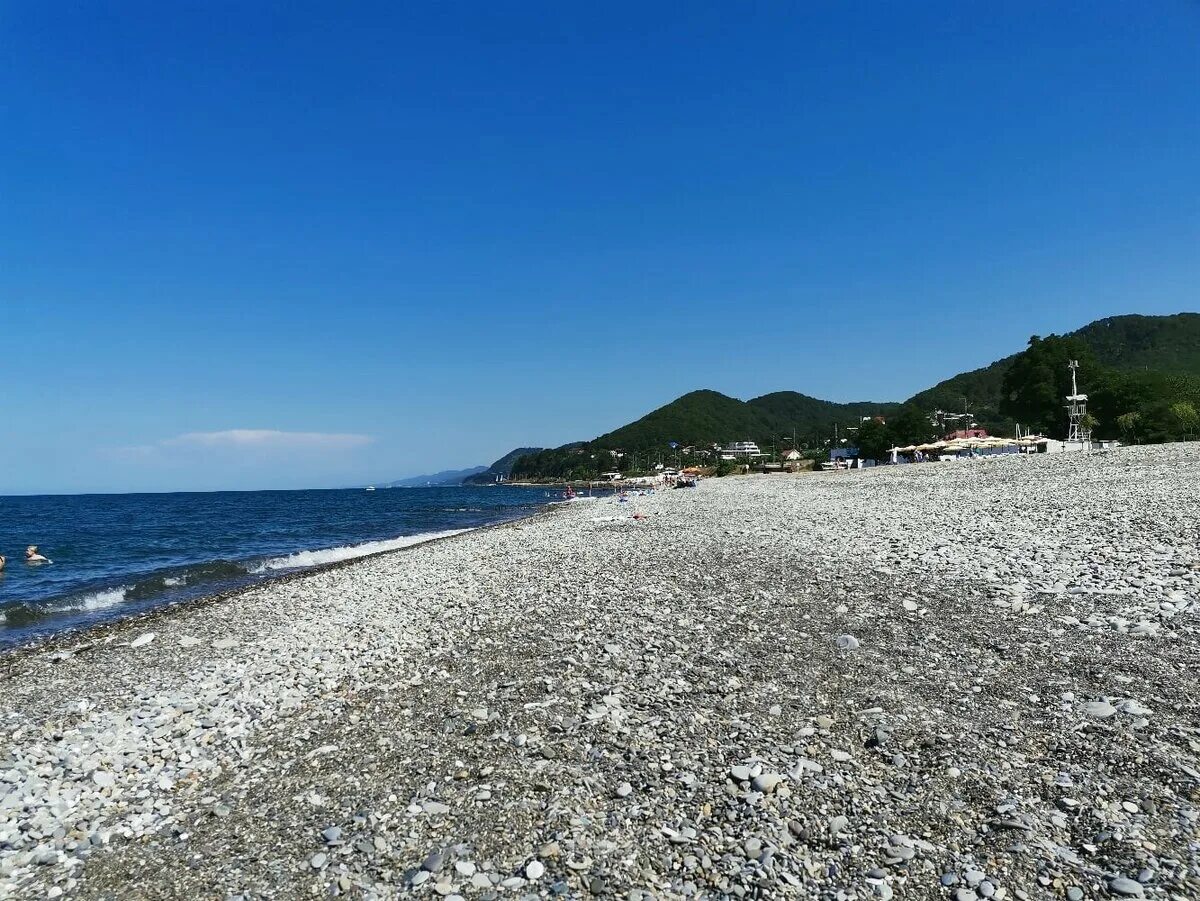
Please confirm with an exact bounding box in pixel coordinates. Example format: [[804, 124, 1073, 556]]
[[365, 486, 376, 491]]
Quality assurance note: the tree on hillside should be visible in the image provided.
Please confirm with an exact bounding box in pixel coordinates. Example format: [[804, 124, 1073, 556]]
[[1088, 368, 1200, 441], [889, 404, 935, 445], [1170, 401, 1199, 440], [1000, 335, 1095, 436], [1116, 411, 1143, 444], [855, 418, 891, 462]]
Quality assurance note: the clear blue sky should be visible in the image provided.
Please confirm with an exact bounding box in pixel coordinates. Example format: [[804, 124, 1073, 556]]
[[2, 2, 1197, 493]]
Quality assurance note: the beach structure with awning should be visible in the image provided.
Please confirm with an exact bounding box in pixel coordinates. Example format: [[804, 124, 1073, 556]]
[[889, 435, 1030, 463]]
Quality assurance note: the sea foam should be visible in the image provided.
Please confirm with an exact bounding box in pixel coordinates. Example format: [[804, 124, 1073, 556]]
[[64, 587, 129, 612], [251, 529, 471, 573]]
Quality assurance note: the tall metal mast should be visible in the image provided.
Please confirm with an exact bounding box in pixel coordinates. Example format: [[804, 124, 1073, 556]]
[[1066, 360, 1091, 445]]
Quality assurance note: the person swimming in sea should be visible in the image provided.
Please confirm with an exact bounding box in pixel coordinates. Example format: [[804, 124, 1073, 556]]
[[0, 555, 5, 571], [24, 546, 50, 564]]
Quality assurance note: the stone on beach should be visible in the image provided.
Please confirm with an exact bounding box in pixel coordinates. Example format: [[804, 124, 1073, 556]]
[[1083, 700, 1118, 718]]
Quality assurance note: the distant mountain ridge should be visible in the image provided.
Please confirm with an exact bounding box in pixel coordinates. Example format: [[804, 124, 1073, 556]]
[[383, 447, 546, 488], [383, 466, 488, 488], [589, 389, 901, 451], [507, 312, 1199, 478], [462, 447, 545, 485]]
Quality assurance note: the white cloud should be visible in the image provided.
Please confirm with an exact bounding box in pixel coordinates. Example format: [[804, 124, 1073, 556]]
[[102, 429, 373, 462], [163, 429, 373, 450]]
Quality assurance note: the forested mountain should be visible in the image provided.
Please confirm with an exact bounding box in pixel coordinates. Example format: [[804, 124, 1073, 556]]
[[748, 392, 902, 437], [997, 332, 1200, 443], [461, 447, 544, 485], [1072, 313, 1200, 375], [904, 313, 1200, 431], [510, 391, 906, 480], [904, 358, 1013, 429], [589, 390, 903, 451], [507, 312, 1200, 479], [592, 391, 776, 450]]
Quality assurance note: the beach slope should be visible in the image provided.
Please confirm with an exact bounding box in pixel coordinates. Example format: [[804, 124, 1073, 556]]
[[3, 446, 1199, 899]]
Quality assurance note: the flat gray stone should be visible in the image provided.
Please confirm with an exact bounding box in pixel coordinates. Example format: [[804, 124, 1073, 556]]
[[1109, 877, 1144, 897]]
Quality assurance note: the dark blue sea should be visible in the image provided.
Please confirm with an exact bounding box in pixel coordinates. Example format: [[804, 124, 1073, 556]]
[[0, 486, 555, 649]]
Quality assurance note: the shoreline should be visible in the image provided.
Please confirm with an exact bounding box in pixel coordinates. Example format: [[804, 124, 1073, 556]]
[[0, 505, 557, 669], [3, 445, 1199, 899]]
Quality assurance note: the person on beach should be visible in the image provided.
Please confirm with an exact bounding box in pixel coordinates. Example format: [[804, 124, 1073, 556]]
[[24, 546, 50, 564]]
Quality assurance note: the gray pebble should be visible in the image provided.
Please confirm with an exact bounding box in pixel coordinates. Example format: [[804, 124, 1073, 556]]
[[1109, 877, 1144, 897]]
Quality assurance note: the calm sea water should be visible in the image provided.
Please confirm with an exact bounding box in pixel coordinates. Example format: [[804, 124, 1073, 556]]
[[0, 486, 555, 648]]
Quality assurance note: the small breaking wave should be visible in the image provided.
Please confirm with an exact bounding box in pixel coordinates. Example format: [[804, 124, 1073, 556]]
[[91, 562, 250, 605], [64, 586, 129, 612], [250, 529, 471, 573], [0, 588, 130, 631], [0, 588, 131, 631]]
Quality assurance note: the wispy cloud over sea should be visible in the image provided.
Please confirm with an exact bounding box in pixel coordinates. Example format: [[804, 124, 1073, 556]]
[[163, 430, 373, 450], [103, 429, 373, 463]]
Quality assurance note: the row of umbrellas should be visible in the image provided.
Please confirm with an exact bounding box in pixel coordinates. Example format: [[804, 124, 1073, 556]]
[[891, 436, 1046, 453]]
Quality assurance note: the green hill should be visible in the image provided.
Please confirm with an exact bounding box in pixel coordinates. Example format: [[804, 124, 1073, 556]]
[[509, 390, 901, 480], [1073, 313, 1200, 375], [592, 390, 776, 449], [590, 389, 901, 451], [904, 313, 1200, 431], [749, 392, 902, 438], [904, 358, 1013, 430], [507, 312, 1199, 478], [462, 447, 544, 485]]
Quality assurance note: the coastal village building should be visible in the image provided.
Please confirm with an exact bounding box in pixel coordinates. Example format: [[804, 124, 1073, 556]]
[[722, 441, 766, 460]]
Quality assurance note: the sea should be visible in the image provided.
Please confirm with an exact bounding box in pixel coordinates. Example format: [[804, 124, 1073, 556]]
[[0, 486, 557, 649]]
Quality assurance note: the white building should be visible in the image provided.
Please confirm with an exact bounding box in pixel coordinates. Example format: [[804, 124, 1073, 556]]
[[723, 441, 764, 457]]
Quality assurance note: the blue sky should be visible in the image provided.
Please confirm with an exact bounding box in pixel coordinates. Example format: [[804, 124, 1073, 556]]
[[2, 2, 1197, 493]]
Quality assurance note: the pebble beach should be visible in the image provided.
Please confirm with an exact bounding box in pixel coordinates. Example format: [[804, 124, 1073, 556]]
[[2, 445, 1199, 900]]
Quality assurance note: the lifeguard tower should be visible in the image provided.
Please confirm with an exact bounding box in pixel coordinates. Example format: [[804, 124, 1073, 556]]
[[1065, 360, 1091, 446]]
